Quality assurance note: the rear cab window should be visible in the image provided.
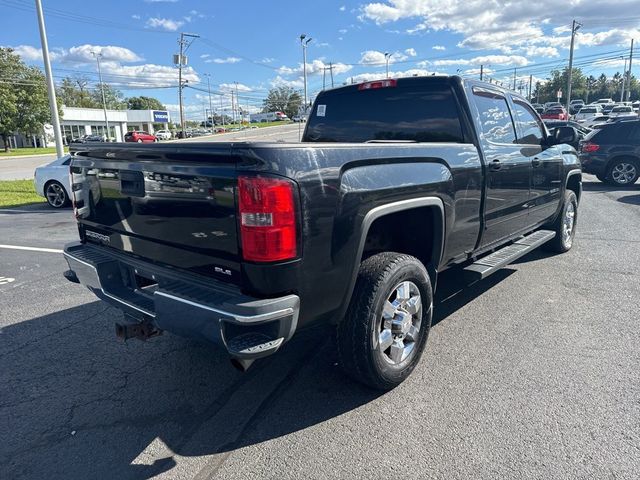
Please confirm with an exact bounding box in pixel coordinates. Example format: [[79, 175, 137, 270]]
[[471, 88, 517, 144], [303, 78, 465, 143]]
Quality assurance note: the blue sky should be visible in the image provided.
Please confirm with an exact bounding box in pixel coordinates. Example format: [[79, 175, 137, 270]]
[[2, 0, 639, 120]]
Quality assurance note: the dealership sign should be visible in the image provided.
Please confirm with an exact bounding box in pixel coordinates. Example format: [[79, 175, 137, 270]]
[[153, 111, 169, 123]]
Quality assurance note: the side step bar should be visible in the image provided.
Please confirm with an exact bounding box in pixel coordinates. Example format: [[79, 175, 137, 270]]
[[464, 230, 555, 281]]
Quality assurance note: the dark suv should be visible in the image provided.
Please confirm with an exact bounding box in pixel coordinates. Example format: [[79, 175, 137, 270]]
[[579, 120, 640, 186]]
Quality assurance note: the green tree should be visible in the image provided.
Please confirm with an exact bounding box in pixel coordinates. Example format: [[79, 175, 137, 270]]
[[0, 47, 58, 152], [262, 86, 302, 118], [92, 83, 125, 110], [126, 96, 165, 110]]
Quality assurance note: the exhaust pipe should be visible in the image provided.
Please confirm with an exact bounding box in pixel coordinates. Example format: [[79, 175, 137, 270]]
[[230, 357, 255, 372]]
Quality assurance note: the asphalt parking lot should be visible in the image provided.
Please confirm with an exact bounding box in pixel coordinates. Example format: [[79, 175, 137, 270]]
[[1, 175, 639, 479]]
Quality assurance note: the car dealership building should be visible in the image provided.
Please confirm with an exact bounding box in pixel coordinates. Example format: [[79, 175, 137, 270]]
[[6, 106, 171, 148]]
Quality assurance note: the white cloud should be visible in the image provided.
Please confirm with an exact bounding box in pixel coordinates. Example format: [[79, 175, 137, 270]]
[[101, 63, 199, 88], [360, 0, 640, 53], [131, 14, 141, 20], [9, 44, 142, 64], [346, 68, 445, 84], [338, 28, 348, 34], [432, 45, 445, 51], [206, 57, 242, 64], [200, 54, 210, 59], [524, 46, 559, 58], [261, 57, 275, 63], [270, 76, 305, 88], [359, 50, 408, 65], [277, 59, 352, 76], [146, 17, 184, 31], [340, 5, 346, 11], [405, 48, 417, 57], [433, 55, 529, 67], [219, 83, 253, 92]]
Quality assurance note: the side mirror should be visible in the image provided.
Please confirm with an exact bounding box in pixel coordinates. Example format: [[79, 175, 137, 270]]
[[550, 126, 578, 145]]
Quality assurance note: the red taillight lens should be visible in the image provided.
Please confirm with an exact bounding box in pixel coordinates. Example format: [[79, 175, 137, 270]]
[[581, 142, 600, 153], [358, 79, 397, 90], [238, 176, 297, 262]]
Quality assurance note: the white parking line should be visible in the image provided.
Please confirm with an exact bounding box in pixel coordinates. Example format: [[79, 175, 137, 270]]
[[0, 244, 63, 254]]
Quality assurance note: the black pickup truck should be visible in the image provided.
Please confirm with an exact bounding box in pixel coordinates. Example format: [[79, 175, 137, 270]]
[[65, 76, 582, 390]]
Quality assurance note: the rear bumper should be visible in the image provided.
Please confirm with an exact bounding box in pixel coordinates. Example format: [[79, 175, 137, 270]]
[[63, 242, 300, 360], [578, 153, 607, 176]]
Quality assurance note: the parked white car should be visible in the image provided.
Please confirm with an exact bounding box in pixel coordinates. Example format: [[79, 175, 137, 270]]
[[608, 105, 637, 119], [34, 154, 72, 208], [155, 129, 172, 140], [574, 105, 602, 123]]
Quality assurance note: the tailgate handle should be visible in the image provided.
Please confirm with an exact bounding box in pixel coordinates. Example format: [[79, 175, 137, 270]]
[[120, 170, 145, 197]]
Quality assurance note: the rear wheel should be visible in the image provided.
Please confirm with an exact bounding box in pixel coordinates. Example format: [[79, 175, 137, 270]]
[[606, 158, 639, 187], [545, 190, 578, 253], [137, 139, 143, 143], [337, 252, 433, 390], [44, 181, 69, 208]]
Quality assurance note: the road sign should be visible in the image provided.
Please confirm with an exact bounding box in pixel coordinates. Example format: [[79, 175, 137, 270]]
[[557, 89, 562, 100]]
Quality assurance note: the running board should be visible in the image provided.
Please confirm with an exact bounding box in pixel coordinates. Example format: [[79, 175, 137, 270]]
[[464, 230, 555, 281]]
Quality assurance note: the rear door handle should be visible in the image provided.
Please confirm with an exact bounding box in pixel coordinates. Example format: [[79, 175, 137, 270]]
[[490, 158, 502, 171], [532, 157, 542, 167]]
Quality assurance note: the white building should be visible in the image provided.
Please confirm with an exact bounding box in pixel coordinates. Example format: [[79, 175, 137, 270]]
[[59, 107, 171, 143], [7, 106, 171, 148]]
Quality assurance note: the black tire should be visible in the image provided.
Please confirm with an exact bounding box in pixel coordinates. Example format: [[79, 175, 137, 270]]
[[605, 158, 639, 187], [544, 190, 578, 253], [44, 181, 70, 209], [337, 252, 433, 390]]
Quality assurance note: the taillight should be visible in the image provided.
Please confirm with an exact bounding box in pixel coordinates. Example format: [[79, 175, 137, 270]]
[[581, 142, 600, 153], [358, 79, 397, 90], [238, 176, 298, 262]]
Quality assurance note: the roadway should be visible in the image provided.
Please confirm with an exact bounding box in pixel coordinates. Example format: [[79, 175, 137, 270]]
[[0, 175, 638, 479], [0, 123, 303, 181]]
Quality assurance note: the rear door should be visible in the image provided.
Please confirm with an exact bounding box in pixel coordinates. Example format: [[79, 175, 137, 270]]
[[470, 87, 531, 247], [510, 97, 563, 225]]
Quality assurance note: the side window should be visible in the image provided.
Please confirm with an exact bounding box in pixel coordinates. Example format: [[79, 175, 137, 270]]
[[62, 158, 72, 166], [512, 100, 545, 145], [472, 89, 516, 144]]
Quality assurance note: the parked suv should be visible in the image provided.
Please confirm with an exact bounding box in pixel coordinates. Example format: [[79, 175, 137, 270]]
[[579, 119, 640, 186], [124, 131, 157, 143]]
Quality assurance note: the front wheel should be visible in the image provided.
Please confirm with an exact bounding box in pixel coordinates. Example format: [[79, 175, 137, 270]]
[[545, 190, 578, 253], [337, 252, 433, 390]]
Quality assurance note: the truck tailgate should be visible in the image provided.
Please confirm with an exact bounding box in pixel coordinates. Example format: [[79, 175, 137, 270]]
[[70, 145, 241, 284]]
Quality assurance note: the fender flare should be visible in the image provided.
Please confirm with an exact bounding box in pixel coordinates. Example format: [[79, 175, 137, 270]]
[[337, 197, 446, 322], [565, 168, 582, 202]]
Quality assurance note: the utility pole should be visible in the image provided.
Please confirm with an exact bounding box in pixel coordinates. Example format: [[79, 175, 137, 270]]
[[513, 68, 517, 90], [300, 34, 312, 113], [528, 74, 533, 100], [480, 64, 483, 81], [566, 19, 582, 112], [628, 39, 634, 102], [234, 81, 240, 123], [620, 56, 628, 102], [220, 94, 225, 129], [204, 73, 213, 127], [175, 32, 199, 138], [91, 52, 110, 140], [35, 0, 63, 157], [384, 52, 392, 78], [330, 62, 334, 87]]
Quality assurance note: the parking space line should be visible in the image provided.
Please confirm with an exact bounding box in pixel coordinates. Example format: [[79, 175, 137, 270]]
[[0, 244, 63, 254]]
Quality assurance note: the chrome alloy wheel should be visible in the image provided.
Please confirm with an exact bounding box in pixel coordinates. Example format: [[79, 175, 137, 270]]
[[376, 281, 422, 365], [611, 162, 636, 185], [45, 182, 66, 208], [562, 202, 576, 248]]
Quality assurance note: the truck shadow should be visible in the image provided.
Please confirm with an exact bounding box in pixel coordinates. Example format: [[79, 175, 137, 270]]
[[2, 268, 514, 479]]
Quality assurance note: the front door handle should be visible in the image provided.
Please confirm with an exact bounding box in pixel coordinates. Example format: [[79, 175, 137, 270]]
[[532, 157, 542, 167], [490, 158, 502, 171]]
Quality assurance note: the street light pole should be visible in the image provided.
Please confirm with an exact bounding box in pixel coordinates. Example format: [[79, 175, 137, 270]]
[[300, 34, 312, 113], [384, 52, 392, 78], [625, 39, 634, 102], [91, 52, 110, 140], [34, 0, 64, 157], [566, 19, 582, 112]]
